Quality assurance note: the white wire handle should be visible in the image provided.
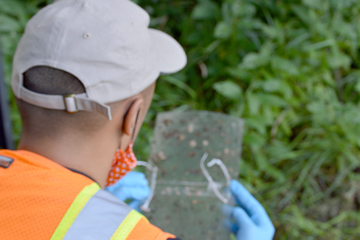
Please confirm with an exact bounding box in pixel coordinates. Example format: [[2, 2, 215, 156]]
[[137, 161, 158, 212], [200, 152, 231, 204], [137, 152, 231, 210]]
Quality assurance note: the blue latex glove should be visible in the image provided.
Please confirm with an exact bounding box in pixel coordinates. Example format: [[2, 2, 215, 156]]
[[223, 180, 275, 240], [105, 171, 150, 212]]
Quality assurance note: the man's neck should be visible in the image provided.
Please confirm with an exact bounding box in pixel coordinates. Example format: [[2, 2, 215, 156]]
[[18, 134, 116, 188]]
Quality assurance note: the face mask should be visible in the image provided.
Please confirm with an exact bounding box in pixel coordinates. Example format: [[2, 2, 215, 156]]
[[106, 142, 138, 187], [106, 110, 140, 187]]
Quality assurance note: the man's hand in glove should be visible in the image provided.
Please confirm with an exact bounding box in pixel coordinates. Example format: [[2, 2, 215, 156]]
[[223, 180, 275, 240], [105, 171, 150, 212]]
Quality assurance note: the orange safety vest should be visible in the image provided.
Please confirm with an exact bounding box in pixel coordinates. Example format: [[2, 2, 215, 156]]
[[0, 150, 176, 239]]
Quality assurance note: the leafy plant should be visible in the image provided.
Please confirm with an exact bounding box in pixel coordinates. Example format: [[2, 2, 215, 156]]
[[1, 0, 359, 239]]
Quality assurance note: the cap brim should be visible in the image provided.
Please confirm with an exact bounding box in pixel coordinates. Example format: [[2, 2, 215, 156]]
[[149, 29, 187, 74]]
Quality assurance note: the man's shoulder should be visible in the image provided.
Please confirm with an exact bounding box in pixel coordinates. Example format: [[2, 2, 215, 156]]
[[0, 149, 177, 239], [63, 189, 177, 240], [0, 149, 93, 184]]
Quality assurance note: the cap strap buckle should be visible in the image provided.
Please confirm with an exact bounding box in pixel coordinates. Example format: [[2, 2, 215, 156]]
[[63, 94, 78, 113], [19, 86, 112, 119]]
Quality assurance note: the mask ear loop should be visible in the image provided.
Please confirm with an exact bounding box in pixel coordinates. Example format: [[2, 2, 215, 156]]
[[120, 109, 158, 211], [131, 110, 140, 141], [130, 110, 159, 211], [200, 152, 231, 204], [137, 161, 158, 212]]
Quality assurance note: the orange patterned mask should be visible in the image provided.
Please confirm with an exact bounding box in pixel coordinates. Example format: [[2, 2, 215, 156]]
[[106, 142, 137, 187]]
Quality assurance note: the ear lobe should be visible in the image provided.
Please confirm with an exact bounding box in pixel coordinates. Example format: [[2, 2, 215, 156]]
[[123, 98, 144, 136]]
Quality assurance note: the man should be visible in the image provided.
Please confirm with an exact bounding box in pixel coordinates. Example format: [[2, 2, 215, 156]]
[[0, 0, 275, 239]]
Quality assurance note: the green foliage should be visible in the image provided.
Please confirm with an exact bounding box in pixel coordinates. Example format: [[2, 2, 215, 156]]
[[1, 0, 359, 239], [213, 80, 242, 100]]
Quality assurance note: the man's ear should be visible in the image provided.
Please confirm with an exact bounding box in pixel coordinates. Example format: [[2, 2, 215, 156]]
[[123, 98, 144, 136]]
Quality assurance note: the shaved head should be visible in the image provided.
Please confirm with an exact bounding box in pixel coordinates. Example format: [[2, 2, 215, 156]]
[[17, 66, 112, 138], [16, 66, 156, 186]]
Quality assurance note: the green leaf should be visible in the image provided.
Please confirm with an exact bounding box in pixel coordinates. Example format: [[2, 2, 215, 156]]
[[303, 39, 336, 51], [241, 53, 261, 69], [192, 1, 220, 20], [263, 79, 281, 92], [328, 50, 352, 70], [0, 15, 22, 32], [355, 81, 360, 93], [227, 67, 252, 82], [262, 79, 293, 99], [214, 21, 232, 39], [303, 0, 323, 10], [221, 2, 233, 23], [213, 80, 242, 100], [232, 2, 256, 17], [246, 92, 260, 115], [232, 1, 242, 17], [245, 116, 268, 135], [241, 42, 273, 69], [161, 75, 197, 100], [267, 165, 287, 182], [330, 0, 358, 10], [271, 56, 299, 76], [242, 131, 266, 148], [292, 5, 312, 26], [261, 24, 278, 39], [257, 93, 288, 107], [254, 151, 268, 171]]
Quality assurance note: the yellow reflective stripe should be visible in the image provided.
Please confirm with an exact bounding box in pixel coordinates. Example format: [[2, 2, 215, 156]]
[[111, 210, 148, 240], [50, 183, 100, 240]]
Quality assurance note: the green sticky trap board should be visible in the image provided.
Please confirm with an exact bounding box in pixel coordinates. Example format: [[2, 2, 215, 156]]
[[144, 111, 244, 240]]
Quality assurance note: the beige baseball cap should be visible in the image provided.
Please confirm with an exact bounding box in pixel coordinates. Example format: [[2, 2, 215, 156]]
[[11, 0, 187, 120]]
